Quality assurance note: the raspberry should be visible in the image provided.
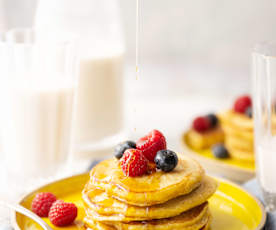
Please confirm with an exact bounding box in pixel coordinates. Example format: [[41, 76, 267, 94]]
[[233, 95, 252, 114], [192, 116, 210, 132], [31, 192, 56, 217], [49, 200, 78, 227], [120, 149, 148, 177], [136, 130, 167, 161]]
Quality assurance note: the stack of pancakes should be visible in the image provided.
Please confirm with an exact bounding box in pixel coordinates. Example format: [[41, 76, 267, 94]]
[[82, 154, 218, 230], [219, 110, 254, 162]]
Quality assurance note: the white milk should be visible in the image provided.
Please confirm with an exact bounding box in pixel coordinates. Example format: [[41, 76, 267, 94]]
[[257, 139, 276, 193], [35, 0, 125, 154], [74, 52, 124, 150], [0, 76, 76, 178]]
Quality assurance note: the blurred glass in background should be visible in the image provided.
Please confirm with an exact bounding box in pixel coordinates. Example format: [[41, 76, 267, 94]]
[[253, 42, 276, 211], [0, 28, 78, 195]]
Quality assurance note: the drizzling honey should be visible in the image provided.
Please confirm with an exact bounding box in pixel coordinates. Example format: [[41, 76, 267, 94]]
[[136, 0, 140, 81], [133, 0, 141, 133]]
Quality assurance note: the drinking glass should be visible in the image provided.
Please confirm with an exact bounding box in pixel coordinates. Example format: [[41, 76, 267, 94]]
[[0, 28, 79, 194], [252, 41, 276, 211]]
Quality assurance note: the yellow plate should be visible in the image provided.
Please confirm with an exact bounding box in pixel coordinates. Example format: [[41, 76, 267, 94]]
[[181, 132, 255, 183], [12, 173, 266, 230]]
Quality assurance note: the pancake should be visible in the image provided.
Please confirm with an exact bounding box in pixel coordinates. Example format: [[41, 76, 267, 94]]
[[82, 176, 217, 221], [225, 136, 253, 152], [89, 155, 204, 206], [219, 110, 253, 132], [84, 203, 210, 230], [221, 123, 253, 142], [226, 144, 255, 162], [186, 127, 224, 150], [86, 222, 211, 230], [85, 221, 211, 230]]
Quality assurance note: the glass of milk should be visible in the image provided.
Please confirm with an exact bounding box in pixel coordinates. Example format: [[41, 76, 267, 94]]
[[252, 41, 276, 211], [0, 28, 79, 192]]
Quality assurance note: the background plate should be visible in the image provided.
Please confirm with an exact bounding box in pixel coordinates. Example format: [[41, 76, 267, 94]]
[[13, 173, 265, 230], [181, 132, 255, 183]]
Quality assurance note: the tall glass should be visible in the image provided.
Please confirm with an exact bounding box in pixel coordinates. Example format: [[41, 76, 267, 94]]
[[252, 41, 276, 211], [0, 29, 78, 194]]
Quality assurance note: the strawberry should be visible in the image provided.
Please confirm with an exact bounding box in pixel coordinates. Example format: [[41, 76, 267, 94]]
[[120, 149, 148, 177], [136, 129, 167, 161], [192, 116, 210, 133], [31, 192, 56, 217], [233, 95, 252, 114], [49, 200, 77, 227]]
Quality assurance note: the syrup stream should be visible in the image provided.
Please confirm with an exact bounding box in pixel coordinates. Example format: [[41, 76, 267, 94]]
[[136, 0, 140, 81]]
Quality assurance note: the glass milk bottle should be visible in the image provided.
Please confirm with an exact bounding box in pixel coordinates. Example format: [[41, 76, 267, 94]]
[[35, 0, 125, 157], [253, 42, 276, 211]]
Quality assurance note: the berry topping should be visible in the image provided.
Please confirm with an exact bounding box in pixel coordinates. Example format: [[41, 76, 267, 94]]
[[233, 95, 252, 114], [31, 192, 56, 217], [192, 116, 211, 133], [49, 200, 78, 227], [245, 106, 253, 118], [136, 129, 167, 162], [120, 149, 148, 177], [212, 144, 229, 159], [206, 114, 219, 127], [154, 150, 178, 172], [114, 140, 136, 159]]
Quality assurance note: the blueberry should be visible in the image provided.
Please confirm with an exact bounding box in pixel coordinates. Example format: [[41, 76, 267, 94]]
[[206, 113, 218, 127], [114, 141, 136, 159], [212, 144, 229, 159], [245, 106, 253, 118], [154, 150, 178, 172]]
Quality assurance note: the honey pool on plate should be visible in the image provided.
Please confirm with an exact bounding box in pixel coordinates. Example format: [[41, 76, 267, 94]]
[[14, 173, 265, 230]]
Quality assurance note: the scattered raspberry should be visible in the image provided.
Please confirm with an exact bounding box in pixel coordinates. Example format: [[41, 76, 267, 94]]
[[136, 130, 167, 161], [193, 116, 211, 132], [120, 149, 148, 177], [233, 95, 252, 114], [49, 200, 78, 227], [31, 192, 56, 217]]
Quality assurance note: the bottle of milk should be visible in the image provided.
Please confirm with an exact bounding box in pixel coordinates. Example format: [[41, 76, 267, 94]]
[[35, 0, 125, 157]]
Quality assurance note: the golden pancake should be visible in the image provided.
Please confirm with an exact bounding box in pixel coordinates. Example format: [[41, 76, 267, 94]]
[[226, 144, 254, 162], [221, 123, 253, 142], [186, 127, 224, 150], [219, 110, 253, 132], [201, 216, 211, 230], [88, 155, 204, 206], [225, 136, 253, 152], [84, 203, 210, 230], [82, 176, 217, 221], [85, 221, 211, 230]]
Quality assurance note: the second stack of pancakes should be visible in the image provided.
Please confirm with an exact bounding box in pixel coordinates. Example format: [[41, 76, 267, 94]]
[[82, 154, 217, 230], [219, 110, 254, 162]]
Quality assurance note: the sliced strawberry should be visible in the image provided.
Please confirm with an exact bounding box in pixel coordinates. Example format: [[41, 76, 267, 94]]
[[120, 149, 148, 177], [136, 129, 167, 162]]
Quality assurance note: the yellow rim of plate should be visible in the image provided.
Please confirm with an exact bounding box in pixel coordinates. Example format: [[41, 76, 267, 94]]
[[214, 176, 266, 230], [11, 173, 266, 230], [181, 132, 255, 174]]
